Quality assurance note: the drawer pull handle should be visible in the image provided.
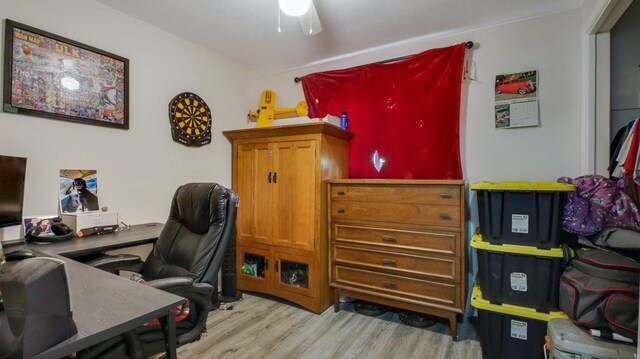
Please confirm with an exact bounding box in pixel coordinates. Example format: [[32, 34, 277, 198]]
[[440, 214, 452, 220], [381, 258, 396, 265], [337, 190, 345, 195], [337, 208, 346, 214], [381, 236, 396, 242], [439, 193, 452, 198], [382, 281, 397, 288]]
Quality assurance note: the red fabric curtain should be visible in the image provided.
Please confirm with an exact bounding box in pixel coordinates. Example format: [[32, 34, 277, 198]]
[[301, 43, 465, 179]]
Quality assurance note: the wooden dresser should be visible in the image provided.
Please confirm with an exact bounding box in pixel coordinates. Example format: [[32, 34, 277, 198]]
[[223, 123, 353, 313], [327, 179, 466, 339]]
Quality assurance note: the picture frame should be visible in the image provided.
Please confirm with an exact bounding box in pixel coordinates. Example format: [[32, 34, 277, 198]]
[[59, 169, 100, 213], [23, 215, 59, 237], [3, 19, 129, 129]]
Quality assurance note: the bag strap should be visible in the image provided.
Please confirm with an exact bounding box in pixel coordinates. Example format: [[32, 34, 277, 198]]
[[562, 235, 601, 267], [562, 243, 574, 268], [577, 235, 598, 248]]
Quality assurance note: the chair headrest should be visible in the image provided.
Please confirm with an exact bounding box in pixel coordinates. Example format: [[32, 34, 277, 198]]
[[170, 183, 229, 234]]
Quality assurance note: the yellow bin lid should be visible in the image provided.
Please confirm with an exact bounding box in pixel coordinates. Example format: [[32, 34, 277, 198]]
[[470, 232, 566, 258], [471, 281, 568, 321], [470, 181, 575, 192]]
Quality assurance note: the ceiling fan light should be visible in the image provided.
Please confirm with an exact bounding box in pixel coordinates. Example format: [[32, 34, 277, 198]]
[[299, 1, 322, 36], [279, 0, 312, 17]]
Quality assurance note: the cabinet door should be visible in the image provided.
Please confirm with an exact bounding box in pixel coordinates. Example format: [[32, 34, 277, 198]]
[[237, 143, 272, 245], [237, 246, 272, 290], [271, 140, 316, 250], [274, 252, 314, 297]]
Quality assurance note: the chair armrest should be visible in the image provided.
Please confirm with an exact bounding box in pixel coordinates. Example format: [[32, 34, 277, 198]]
[[144, 277, 194, 291], [145, 278, 213, 299], [85, 254, 144, 273]]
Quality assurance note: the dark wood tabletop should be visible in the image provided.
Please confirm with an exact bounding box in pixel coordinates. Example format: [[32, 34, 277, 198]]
[[8, 223, 163, 258], [22, 250, 182, 359]]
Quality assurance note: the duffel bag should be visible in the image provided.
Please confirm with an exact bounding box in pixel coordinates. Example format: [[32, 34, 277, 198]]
[[559, 247, 639, 340], [589, 227, 640, 260]]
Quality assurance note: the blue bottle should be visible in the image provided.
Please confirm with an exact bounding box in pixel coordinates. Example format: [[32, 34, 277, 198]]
[[340, 111, 348, 130]]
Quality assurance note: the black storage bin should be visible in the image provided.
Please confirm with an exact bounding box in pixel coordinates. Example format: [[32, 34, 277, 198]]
[[471, 182, 574, 249], [471, 233, 565, 312], [471, 282, 567, 359]]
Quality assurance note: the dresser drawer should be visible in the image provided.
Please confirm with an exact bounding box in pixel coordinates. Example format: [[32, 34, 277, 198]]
[[334, 245, 456, 280], [334, 266, 459, 307], [331, 184, 460, 205], [333, 224, 457, 255], [331, 201, 460, 227]]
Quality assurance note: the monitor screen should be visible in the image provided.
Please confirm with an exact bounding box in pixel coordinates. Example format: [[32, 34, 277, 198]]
[[0, 155, 27, 229]]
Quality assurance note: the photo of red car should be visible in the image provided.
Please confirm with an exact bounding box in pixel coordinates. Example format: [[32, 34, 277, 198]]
[[495, 79, 536, 95]]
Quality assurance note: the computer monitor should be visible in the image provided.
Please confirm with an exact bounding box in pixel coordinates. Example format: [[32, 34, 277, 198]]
[[0, 155, 27, 244]]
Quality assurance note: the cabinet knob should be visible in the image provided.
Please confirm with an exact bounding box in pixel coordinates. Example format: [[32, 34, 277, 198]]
[[440, 214, 452, 220], [268, 172, 272, 183], [439, 193, 452, 198], [381, 258, 396, 265], [382, 281, 397, 288], [337, 208, 345, 214], [337, 190, 345, 195], [381, 236, 396, 242]]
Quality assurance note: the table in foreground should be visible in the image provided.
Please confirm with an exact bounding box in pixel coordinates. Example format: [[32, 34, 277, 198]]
[[4, 249, 182, 359]]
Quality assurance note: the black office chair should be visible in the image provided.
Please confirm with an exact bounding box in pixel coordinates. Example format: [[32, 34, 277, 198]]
[[78, 183, 238, 359]]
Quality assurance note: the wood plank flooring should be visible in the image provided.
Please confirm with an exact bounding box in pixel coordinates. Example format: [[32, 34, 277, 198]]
[[173, 293, 482, 359]]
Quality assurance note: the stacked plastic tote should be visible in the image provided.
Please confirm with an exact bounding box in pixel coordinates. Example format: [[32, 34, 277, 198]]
[[470, 182, 574, 359]]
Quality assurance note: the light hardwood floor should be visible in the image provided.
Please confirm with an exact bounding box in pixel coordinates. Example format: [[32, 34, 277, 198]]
[[174, 293, 482, 359]]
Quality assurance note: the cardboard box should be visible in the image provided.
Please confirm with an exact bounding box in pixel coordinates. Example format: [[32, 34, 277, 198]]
[[61, 211, 118, 234]]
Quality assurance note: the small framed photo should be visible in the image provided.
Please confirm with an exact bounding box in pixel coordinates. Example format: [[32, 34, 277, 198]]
[[59, 169, 100, 213], [23, 215, 59, 237], [3, 19, 129, 129]]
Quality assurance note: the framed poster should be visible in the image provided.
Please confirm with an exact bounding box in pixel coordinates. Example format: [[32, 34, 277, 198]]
[[3, 19, 129, 129]]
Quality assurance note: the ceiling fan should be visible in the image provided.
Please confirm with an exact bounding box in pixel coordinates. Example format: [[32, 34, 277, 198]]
[[278, 0, 323, 36]]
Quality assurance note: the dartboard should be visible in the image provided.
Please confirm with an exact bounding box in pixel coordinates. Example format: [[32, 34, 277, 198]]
[[168, 92, 212, 147]]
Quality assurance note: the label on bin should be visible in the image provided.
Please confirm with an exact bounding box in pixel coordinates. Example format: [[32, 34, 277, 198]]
[[510, 272, 528, 291], [510, 320, 528, 340], [511, 214, 529, 234]]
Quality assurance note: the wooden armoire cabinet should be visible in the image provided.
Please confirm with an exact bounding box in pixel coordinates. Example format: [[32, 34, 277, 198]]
[[223, 123, 353, 313]]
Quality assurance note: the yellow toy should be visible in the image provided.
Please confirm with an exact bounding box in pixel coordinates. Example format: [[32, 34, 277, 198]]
[[248, 90, 308, 127]]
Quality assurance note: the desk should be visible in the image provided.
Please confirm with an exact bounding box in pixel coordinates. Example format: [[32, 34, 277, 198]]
[[3, 250, 182, 359], [9, 223, 163, 259]]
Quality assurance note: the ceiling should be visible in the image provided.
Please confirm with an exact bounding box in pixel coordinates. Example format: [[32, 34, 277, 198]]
[[95, 0, 583, 75]]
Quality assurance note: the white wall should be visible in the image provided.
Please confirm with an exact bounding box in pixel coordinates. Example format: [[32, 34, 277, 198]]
[[259, 9, 584, 186], [0, 0, 262, 225], [0, 3, 586, 229]]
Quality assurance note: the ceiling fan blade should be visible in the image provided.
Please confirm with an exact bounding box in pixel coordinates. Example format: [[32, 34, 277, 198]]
[[299, 1, 322, 35]]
